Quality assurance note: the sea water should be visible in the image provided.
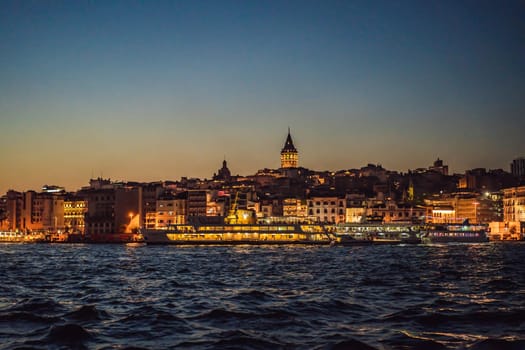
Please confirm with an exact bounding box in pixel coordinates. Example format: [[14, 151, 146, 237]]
[[1, 243, 524, 349]]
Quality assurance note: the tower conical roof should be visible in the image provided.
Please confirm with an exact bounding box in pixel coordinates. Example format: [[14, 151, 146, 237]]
[[281, 129, 297, 153]]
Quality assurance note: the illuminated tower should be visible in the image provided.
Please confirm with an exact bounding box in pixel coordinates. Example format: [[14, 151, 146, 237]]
[[280, 128, 298, 168]]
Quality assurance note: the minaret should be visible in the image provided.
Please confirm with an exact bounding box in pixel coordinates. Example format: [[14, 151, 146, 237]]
[[280, 128, 298, 168]]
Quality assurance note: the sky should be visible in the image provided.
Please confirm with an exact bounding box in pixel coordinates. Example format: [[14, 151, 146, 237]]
[[1, 0, 524, 193]]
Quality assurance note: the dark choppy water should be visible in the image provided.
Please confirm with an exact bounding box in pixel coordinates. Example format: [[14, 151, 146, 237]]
[[1, 243, 525, 350]]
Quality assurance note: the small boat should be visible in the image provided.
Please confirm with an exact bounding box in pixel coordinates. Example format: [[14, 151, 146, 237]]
[[333, 222, 421, 245], [421, 221, 489, 243], [0, 231, 47, 243]]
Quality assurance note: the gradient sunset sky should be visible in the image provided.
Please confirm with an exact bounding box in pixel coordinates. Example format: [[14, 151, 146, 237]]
[[1, 0, 524, 193]]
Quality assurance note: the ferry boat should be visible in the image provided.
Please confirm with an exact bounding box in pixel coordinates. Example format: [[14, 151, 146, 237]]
[[333, 222, 421, 245], [0, 231, 47, 243], [421, 222, 489, 243], [142, 223, 333, 245], [143, 197, 337, 245]]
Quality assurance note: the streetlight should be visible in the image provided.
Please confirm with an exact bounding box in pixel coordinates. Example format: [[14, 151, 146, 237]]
[[127, 213, 135, 234]]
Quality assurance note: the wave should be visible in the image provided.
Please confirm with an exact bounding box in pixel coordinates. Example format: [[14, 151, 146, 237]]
[[485, 277, 519, 290], [46, 323, 92, 346], [470, 338, 525, 350], [211, 329, 286, 350], [235, 289, 273, 299], [191, 308, 257, 320], [317, 338, 378, 350], [384, 307, 525, 328], [66, 305, 109, 321], [6, 297, 65, 315], [384, 331, 448, 350], [0, 311, 61, 324]]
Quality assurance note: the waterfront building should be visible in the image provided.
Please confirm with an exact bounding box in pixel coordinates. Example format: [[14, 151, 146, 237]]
[[486, 188, 524, 240], [5, 190, 65, 233], [3, 191, 23, 231], [63, 195, 87, 233], [84, 188, 116, 235], [0, 195, 7, 230], [425, 192, 502, 224], [367, 200, 424, 223], [283, 198, 308, 218], [145, 212, 157, 229], [155, 193, 187, 228], [455, 196, 483, 224], [344, 194, 367, 223], [346, 206, 367, 223], [258, 197, 282, 218], [503, 186, 525, 222], [426, 205, 456, 224], [280, 129, 298, 169], [488, 221, 524, 240], [115, 186, 142, 233], [83, 180, 142, 235], [307, 196, 345, 223], [456, 195, 501, 224], [187, 190, 207, 218], [139, 182, 165, 230]]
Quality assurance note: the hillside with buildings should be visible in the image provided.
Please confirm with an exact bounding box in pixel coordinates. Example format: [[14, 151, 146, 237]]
[[1, 131, 524, 240]]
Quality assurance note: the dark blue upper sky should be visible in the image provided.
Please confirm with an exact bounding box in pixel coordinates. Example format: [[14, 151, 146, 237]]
[[1, 0, 524, 191]]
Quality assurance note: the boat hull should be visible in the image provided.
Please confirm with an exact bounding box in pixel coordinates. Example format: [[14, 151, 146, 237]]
[[145, 239, 330, 245], [422, 224, 489, 244], [421, 236, 489, 244]]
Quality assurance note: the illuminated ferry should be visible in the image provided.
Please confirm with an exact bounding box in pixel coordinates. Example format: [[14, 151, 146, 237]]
[[333, 222, 421, 244], [421, 222, 489, 243], [142, 223, 333, 245], [0, 231, 47, 243], [142, 193, 338, 245]]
